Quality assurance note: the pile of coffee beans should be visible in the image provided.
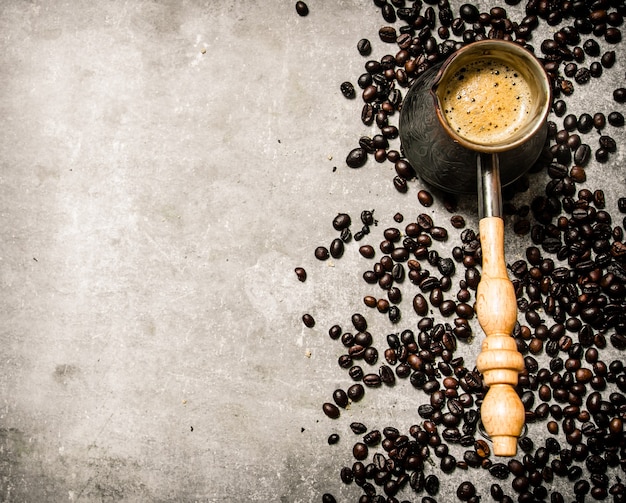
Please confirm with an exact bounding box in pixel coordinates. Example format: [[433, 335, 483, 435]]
[[295, 1, 625, 501]]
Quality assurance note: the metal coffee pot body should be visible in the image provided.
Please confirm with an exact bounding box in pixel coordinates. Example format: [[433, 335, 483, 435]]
[[399, 48, 548, 195]]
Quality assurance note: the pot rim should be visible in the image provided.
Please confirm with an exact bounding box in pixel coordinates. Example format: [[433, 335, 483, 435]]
[[431, 39, 552, 154]]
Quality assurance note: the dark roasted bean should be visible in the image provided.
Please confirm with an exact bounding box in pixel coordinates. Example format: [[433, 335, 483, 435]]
[[295, 1, 309, 16], [340, 81, 355, 99], [315, 246, 329, 260], [608, 111, 625, 126], [379, 25, 397, 43], [329, 238, 344, 259], [323, 402, 340, 419], [418, 190, 434, 207], [362, 373, 381, 387], [295, 267, 307, 282], [346, 147, 367, 168], [359, 244, 375, 259], [302, 313, 315, 328], [356, 38, 371, 56], [605, 27, 622, 43], [577, 113, 594, 133], [601, 50, 616, 68], [352, 442, 368, 460]]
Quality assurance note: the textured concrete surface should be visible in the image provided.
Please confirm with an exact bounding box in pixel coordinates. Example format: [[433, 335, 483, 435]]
[[0, 1, 624, 502]]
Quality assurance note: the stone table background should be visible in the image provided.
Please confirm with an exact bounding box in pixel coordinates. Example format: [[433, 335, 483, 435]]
[[0, 1, 624, 501]]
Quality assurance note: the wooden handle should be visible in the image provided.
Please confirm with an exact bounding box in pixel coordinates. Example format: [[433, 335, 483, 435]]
[[475, 217, 525, 456]]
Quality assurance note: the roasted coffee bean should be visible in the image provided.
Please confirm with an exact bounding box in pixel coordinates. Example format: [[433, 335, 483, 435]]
[[339, 466, 353, 484], [424, 474, 440, 495], [456, 481, 476, 501], [295, 1, 309, 16], [596, 148, 609, 162], [339, 227, 351, 243], [450, 214, 465, 229], [459, 3, 480, 23], [440, 454, 456, 473], [352, 442, 368, 460], [379, 25, 397, 43], [295, 267, 307, 282], [577, 113, 594, 133], [333, 389, 349, 408], [605, 27, 622, 43], [315, 246, 329, 260], [574, 144, 591, 166], [362, 373, 381, 387], [329, 238, 344, 259], [563, 62, 578, 78], [347, 383, 364, 401], [340, 81, 356, 99], [430, 226, 448, 241], [614, 87, 626, 103], [328, 325, 342, 341], [351, 313, 367, 332], [553, 99, 566, 116], [302, 313, 315, 328], [563, 114, 577, 131], [346, 147, 367, 168], [601, 50, 616, 68], [360, 103, 374, 125], [388, 305, 401, 323], [583, 38, 600, 56], [608, 111, 625, 126], [356, 38, 371, 56], [323, 402, 340, 419], [362, 430, 381, 447], [489, 462, 509, 480], [359, 244, 375, 259], [418, 190, 434, 207], [599, 135, 617, 152], [357, 74, 373, 91], [413, 294, 428, 315], [586, 454, 607, 474], [363, 347, 378, 365], [590, 61, 603, 78], [349, 422, 367, 435]]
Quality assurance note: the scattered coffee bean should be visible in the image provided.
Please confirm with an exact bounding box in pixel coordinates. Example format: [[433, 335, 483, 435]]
[[346, 147, 367, 168], [356, 38, 371, 56], [378, 25, 397, 43], [340, 81, 355, 99], [315, 246, 329, 260], [322, 402, 340, 419], [450, 215, 465, 228], [608, 111, 625, 126], [456, 481, 476, 501], [295, 1, 308, 16], [352, 442, 368, 460], [347, 383, 364, 401], [418, 190, 434, 207], [329, 238, 344, 259], [295, 267, 307, 282], [302, 313, 315, 328]]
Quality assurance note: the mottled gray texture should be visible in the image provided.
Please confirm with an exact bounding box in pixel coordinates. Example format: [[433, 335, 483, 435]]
[[1, 1, 624, 502]]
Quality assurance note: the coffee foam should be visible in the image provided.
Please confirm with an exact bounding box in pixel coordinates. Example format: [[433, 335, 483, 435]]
[[440, 58, 533, 145]]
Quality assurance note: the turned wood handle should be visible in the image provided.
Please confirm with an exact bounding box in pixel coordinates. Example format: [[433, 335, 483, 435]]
[[475, 216, 525, 456]]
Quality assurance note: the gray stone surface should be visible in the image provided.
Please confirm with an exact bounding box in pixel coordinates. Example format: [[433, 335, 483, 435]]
[[0, 1, 624, 502]]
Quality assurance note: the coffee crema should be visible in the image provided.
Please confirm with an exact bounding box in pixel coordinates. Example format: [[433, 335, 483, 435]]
[[440, 58, 533, 145]]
